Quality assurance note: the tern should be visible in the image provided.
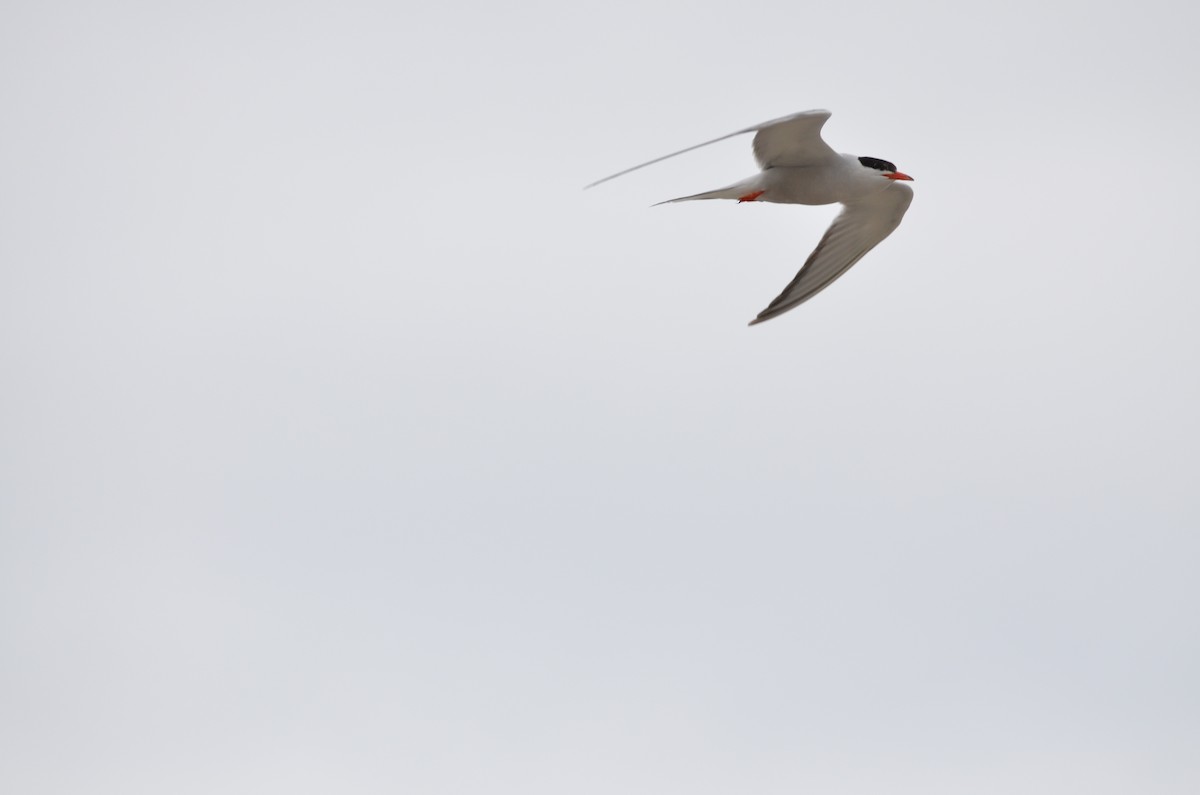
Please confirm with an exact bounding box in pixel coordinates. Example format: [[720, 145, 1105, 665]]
[[586, 110, 914, 325]]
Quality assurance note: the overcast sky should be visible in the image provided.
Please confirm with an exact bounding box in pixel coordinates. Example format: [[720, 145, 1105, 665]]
[[2, 1, 1199, 793]]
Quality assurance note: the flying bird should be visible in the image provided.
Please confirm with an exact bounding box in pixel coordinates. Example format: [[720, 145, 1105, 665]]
[[586, 110, 914, 325]]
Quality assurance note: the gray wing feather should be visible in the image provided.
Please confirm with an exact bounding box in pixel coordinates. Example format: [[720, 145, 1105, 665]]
[[585, 109, 835, 190], [749, 183, 914, 325], [750, 110, 837, 168]]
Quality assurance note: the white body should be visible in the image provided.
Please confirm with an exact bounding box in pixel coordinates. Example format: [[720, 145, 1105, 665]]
[[667, 154, 899, 206]]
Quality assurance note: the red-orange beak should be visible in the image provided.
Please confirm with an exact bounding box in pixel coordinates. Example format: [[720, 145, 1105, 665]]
[[886, 172, 914, 181]]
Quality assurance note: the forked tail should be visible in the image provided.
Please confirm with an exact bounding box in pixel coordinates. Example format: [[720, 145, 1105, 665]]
[[654, 179, 763, 206]]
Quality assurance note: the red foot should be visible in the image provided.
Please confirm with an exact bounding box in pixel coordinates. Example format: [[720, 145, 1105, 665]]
[[737, 190, 765, 203]]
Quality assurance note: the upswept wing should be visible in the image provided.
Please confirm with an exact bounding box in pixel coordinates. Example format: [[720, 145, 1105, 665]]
[[585, 110, 837, 190], [749, 110, 836, 168], [750, 183, 914, 325]]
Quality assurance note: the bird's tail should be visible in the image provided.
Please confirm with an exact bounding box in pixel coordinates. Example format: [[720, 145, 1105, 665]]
[[653, 179, 762, 206]]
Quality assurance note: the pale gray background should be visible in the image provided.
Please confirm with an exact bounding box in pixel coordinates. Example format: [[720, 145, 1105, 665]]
[[2, 1, 1198, 793]]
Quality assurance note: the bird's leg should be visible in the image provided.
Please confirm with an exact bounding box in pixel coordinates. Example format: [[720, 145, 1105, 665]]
[[737, 190, 765, 203]]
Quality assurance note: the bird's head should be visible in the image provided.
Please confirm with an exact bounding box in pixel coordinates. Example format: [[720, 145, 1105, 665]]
[[858, 156, 913, 182]]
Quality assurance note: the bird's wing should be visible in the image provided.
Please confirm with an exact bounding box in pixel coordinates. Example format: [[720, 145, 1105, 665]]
[[584, 109, 836, 190], [749, 110, 837, 168], [749, 183, 914, 325]]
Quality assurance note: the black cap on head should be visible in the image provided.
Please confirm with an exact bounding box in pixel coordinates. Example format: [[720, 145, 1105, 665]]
[[858, 156, 898, 173]]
